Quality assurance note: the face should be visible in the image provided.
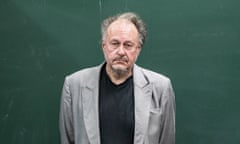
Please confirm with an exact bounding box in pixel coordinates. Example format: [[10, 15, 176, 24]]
[[102, 19, 141, 75]]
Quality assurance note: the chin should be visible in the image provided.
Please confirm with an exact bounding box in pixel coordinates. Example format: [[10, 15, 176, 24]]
[[111, 65, 129, 74], [113, 63, 127, 69]]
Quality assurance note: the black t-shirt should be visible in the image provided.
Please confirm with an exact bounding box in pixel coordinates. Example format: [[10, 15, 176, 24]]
[[99, 65, 135, 144]]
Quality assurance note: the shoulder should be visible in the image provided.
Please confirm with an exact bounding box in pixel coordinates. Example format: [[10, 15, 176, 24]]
[[67, 66, 99, 79], [135, 65, 175, 101], [136, 65, 171, 84], [134, 65, 173, 93], [64, 64, 101, 86]]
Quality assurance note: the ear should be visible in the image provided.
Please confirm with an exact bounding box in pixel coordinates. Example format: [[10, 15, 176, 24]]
[[101, 40, 106, 49], [136, 46, 142, 55]]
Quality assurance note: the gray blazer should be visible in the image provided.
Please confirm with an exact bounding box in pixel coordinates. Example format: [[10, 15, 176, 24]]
[[60, 64, 175, 144]]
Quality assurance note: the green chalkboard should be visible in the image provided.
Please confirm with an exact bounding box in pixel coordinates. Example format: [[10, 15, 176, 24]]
[[1, 0, 240, 144]]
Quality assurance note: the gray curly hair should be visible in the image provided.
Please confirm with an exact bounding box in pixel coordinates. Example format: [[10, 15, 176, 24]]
[[101, 12, 147, 47]]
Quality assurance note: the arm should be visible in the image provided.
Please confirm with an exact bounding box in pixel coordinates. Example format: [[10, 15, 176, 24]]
[[159, 80, 176, 144], [59, 77, 74, 144]]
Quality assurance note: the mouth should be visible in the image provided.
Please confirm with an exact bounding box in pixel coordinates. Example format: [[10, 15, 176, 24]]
[[113, 56, 128, 63], [113, 59, 128, 64]]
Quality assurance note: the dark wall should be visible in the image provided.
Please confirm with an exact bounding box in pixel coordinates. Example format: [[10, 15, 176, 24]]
[[1, 0, 240, 143]]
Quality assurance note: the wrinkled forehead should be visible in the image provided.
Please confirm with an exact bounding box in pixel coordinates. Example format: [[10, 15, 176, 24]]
[[106, 19, 139, 40], [108, 19, 137, 31]]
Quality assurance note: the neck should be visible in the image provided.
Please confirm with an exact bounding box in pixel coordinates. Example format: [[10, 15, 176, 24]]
[[105, 64, 133, 85]]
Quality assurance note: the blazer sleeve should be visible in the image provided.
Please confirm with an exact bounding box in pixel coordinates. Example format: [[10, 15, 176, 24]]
[[59, 77, 74, 144], [159, 79, 176, 144]]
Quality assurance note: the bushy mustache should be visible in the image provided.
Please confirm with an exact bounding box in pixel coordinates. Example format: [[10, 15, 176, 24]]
[[113, 56, 128, 62]]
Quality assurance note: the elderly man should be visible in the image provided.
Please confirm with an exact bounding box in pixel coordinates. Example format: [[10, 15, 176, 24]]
[[60, 12, 175, 144]]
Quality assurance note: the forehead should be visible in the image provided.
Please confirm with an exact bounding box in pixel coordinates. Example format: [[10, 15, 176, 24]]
[[106, 19, 138, 41]]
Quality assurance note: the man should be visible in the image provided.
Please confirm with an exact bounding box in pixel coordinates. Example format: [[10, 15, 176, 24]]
[[60, 12, 175, 144]]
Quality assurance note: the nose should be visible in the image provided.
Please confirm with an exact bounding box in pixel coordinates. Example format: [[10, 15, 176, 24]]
[[117, 45, 125, 55]]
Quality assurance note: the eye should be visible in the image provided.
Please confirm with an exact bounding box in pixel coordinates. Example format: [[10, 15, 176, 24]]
[[124, 43, 134, 50], [111, 41, 120, 46]]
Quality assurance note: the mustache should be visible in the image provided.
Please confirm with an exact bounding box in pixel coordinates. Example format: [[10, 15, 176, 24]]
[[113, 56, 128, 62]]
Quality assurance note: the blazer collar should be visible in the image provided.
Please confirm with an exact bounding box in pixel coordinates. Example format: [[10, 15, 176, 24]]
[[82, 64, 102, 144], [83, 63, 152, 144], [133, 64, 152, 144], [133, 64, 150, 88], [85, 63, 150, 88]]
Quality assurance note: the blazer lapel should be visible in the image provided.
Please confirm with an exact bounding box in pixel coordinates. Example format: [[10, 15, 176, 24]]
[[133, 65, 152, 144], [82, 65, 102, 144], [81, 64, 152, 144]]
